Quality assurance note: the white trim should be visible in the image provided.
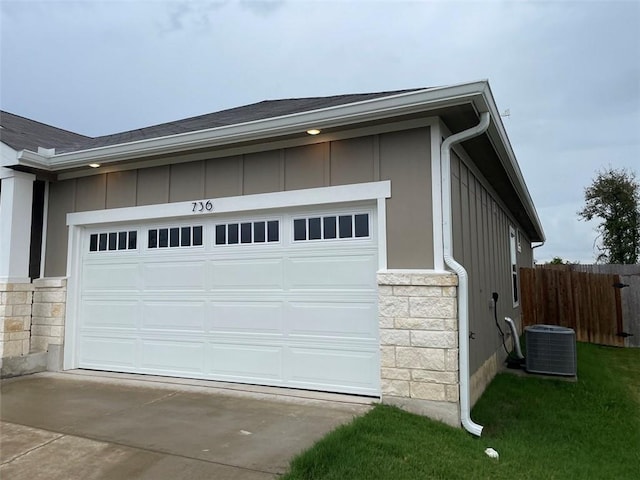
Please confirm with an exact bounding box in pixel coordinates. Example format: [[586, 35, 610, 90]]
[[67, 181, 391, 227], [63, 224, 82, 370], [56, 117, 439, 181], [19, 81, 489, 171], [377, 197, 388, 271], [5, 80, 543, 241], [443, 120, 530, 239], [509, 225, 520, 308], [39, 181, 50, 279], [0, 169, 35, 281], [430, 122, 444, 271], [63, 181, 390, 371]]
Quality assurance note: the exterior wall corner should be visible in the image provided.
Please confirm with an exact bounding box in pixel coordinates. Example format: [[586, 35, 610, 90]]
[[377, 270, 461, 427]]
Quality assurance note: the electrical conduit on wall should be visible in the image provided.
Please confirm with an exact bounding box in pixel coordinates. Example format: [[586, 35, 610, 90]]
[[440, 111, 491, 436]]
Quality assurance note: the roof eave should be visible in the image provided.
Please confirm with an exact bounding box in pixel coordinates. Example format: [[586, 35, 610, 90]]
[[10, 81, 489, 171], [5, 79, 544, 241], [477, 84, 546, 242]]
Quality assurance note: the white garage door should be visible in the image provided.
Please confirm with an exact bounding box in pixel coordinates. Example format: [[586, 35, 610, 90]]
[[76, 204, 380, 396]]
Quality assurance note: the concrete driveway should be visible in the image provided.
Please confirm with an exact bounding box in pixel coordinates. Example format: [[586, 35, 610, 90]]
[[0, 372, 371, 479]]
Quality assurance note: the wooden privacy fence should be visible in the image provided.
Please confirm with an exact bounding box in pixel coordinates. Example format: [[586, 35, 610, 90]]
[[520, 264, 640, 347]]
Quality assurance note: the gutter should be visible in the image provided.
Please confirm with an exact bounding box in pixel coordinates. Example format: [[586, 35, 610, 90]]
[[441, 111, 491, 437], [12, 81, 490, 171]]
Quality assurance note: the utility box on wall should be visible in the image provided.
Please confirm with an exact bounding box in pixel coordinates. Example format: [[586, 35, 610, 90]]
[[525, 325, 577, 376]]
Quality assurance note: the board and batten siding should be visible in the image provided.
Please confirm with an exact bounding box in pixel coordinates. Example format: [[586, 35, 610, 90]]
[[450, 150, 534, 374], [44, 127, 433, 276]]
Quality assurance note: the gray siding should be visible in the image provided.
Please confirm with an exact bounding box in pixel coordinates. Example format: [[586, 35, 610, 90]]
[[136, 166, 170, 205], [169, 161, 205, 202], [106, 170, 137, 208], [205, 156, 242, 198], [330, 137, 375, 186], [44, 127, 433, 276], [243, 150, 282, 195], [44, 180, 75, 276], [380, 129, 433, 269], [450, 151, 534, 374], [284, 143, 326, 190]]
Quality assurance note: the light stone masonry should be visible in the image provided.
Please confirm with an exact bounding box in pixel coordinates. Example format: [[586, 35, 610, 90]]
[[0, 282, 34, 358], [30, 278, 67, 357], [378, 270, 461, 428]]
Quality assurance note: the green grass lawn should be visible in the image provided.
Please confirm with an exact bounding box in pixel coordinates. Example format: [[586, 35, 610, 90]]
[[283, 343, 640, 479]]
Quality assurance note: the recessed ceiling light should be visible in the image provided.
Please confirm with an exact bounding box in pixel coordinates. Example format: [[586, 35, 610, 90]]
[[306, 129, 321, 135], [89, 163, 101, 168]]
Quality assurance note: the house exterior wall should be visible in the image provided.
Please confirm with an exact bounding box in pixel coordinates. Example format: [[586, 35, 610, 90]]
[[378, 270, 460, 427], [30, 277, 66, 369], [44, 127, 434, 276], [449, 149, 534, 400], [0, 282, 33, 358]]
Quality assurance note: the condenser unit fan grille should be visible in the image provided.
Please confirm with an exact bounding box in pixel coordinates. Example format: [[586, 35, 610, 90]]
[[525, 325, 577, 376]]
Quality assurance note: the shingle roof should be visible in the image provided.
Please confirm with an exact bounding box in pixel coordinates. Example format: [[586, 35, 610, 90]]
[[1, 89, 426, 153], [0, 111, 91, 152]]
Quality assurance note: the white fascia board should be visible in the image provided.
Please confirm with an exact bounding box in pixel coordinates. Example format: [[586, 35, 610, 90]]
[[67, 180, 391, 227], [14, 149, 52, 170], [42, 81, 489, 171], [480, 84, 545, 241]]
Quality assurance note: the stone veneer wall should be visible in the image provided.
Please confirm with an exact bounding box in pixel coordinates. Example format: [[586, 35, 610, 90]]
[[31, 277, 67, 369], [378, 270, 460, 427], [0, 282, 34, 358]]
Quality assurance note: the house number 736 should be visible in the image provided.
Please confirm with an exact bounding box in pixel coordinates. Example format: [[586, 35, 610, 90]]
[[192, 200, 213, 213]]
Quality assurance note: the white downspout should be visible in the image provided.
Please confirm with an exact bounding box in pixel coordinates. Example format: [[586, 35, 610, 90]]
[[441, 111, 491, 437]]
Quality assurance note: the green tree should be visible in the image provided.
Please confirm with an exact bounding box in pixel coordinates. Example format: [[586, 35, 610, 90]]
[[547, 256, 571, 265], [578, 167, 640, 264]]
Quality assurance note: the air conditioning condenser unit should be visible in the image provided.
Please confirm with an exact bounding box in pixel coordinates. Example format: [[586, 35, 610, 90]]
[[525, 325, 577, 376]]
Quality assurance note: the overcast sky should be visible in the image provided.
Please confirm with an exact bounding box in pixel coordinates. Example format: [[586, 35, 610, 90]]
[[1, 0, 639, 263]]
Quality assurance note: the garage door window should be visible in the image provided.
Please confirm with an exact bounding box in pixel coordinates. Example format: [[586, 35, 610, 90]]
[[293, 213, 369, 241], [215, 220, 279, 245], [89, 231, 137, 252], [148, 225, 203, 249]]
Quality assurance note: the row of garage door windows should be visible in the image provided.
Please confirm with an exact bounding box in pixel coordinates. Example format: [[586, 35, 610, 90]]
[[88, 213, 370, 253]]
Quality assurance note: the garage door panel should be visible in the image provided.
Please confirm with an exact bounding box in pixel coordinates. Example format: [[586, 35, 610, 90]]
[[141, 340, 205, 373], [211, 302, 283, 333], [210, 259, 284, 290], [287, 302, 377, 338], [81, 301, 139, 328], [76, 204, 380, 396], [285, 255, 377, 290], [288, 347, 379, 390], [79, 337, 137, 368], [142, 262, 206, 291], [83, 263, 139, 291], [209, 344, 282, 379], [142, 301, 206, 331]]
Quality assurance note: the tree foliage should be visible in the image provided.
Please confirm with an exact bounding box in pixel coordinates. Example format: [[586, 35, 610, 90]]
[[547, 256, 575, 265], [578, 167, 640, 264]]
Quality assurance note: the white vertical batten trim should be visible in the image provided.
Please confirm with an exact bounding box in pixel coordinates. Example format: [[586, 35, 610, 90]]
[[63, 224, 82, 370], [441, 111, 491, 437], [39, 181, 50, 279], [377, 197, 388, 271], [431, 121, 444, 271]]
